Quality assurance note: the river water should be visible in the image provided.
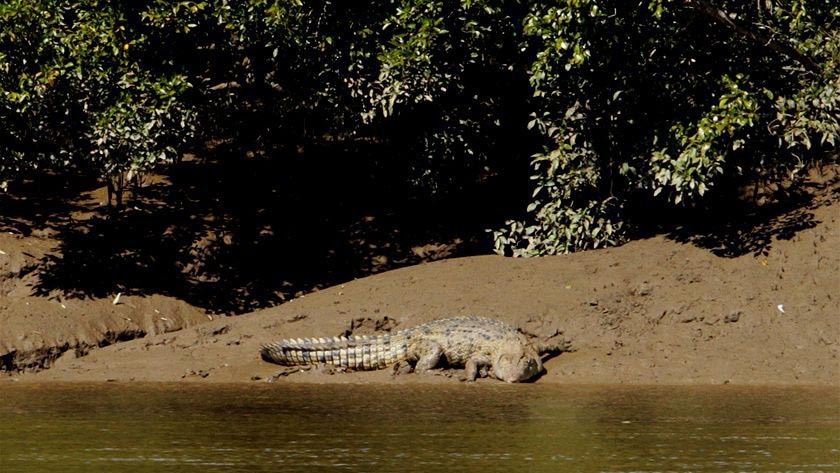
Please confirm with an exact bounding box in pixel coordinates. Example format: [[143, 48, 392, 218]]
[[0, 383, 837, 472]]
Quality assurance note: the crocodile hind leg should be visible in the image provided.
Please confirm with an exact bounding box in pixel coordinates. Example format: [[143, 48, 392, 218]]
[[413, 342, 444, 373]]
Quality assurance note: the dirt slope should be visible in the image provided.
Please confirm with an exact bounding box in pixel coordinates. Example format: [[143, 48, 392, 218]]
[[3, 192, 837, 385]]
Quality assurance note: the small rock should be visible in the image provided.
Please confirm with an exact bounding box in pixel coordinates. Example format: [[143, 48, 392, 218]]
[[724, 311, 742, 323], [634, 283, 653, 297], [182, 369, 211, 379], [199, 325, 229, 337]]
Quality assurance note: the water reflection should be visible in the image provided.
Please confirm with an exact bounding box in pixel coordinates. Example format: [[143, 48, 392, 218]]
[[0, 383, 837, 472]]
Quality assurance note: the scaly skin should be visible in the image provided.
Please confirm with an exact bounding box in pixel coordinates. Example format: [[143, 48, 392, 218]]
[[260, 316, 560, 383]]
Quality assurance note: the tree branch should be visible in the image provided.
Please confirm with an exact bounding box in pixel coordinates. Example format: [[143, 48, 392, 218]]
[[683, 0, 821, 74]]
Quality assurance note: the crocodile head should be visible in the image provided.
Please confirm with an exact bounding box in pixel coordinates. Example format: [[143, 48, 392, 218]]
[[491, 344, 544, 383]]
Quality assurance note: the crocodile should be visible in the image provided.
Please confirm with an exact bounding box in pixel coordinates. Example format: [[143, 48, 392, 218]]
[[260, 316, 566, 383]]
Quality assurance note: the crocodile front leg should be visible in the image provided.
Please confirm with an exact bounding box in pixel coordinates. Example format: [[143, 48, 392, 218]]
[[465, 355, 493, 381]]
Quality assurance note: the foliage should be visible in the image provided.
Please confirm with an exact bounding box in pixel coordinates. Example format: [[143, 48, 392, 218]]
[[492, 0, 839, 254], [494, 100, 623, 256], [0, 1, 196, 199], [347, 0, 529, 191], [650, 74, 759, 204], [0, 0, 837, 250]]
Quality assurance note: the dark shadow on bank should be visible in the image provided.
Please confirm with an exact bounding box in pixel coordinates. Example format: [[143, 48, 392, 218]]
[[15, 140, 527, 314], [629, 167, 838, 258], [5, 148, 835, 314], [0, 173, 99, 236]]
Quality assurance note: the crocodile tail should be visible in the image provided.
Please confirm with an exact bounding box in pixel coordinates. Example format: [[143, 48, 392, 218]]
[[260, 333, 408, 370]]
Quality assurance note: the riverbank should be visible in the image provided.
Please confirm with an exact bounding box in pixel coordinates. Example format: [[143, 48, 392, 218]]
[[1, 183, 837, 385]]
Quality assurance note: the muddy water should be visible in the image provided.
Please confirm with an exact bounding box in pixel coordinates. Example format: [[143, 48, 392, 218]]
[[0, 384, 837, 472]]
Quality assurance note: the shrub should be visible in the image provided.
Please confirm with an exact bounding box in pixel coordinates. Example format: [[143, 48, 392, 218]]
[[0, 0, 836, 246], [0, 1, 196, 201]]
